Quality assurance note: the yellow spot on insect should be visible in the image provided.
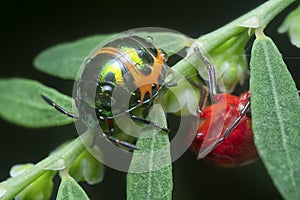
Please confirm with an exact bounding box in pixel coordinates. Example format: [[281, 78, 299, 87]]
[[100, 62, 123, 85], [120, 47, 143, 65]]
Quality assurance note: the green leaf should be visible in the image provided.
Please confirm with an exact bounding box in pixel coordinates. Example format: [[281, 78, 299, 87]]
[[250, 33, 300, 200], [137, 31, 191, 55], [278, 5, 300, 33], [0, 131, 90, 200], [278, 5, 300, 48], [34, 34, 114, 80], [127, 104, 173, 200], [34, 32, 190, 80], [0, 78, 74, 127], [57, 171, 90, 200]]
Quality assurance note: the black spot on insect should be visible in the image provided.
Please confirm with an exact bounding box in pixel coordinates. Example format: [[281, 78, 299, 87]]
[[104, 72, 116, 83], [140, 65, 152, 75]]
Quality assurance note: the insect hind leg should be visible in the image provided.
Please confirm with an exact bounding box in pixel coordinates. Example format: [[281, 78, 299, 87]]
[[215, 100, 251, 147]]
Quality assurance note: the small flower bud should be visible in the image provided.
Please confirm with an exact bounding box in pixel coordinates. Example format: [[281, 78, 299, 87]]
[[278, 6, 300, 48]]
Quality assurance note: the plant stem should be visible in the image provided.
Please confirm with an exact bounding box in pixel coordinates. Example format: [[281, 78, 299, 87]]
[[172, 0, 296, 75], [0, 130, 94, 200], [199, 0, 295, 51]]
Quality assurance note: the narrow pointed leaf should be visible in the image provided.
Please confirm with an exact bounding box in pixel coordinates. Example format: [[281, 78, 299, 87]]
[[137, 31, 191, 55], [34, 34, 114, 80], [127, 104, 173, 200], [0, 78, 74, 127], [250, 35, 300, 200], [57, 172, 90, 200], [34, 32, 189, 80]]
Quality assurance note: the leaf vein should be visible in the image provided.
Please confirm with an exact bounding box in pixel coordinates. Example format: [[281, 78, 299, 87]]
[[263, 41, 298, 196]]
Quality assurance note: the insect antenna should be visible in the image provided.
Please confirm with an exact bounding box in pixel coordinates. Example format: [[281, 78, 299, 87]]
[[41, 94, 79, 119], [104, 134, 140, 150]]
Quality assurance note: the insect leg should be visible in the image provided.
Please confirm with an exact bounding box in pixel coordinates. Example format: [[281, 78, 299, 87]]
[[215, 100, 251, 146], [102, 132, 140, 150], [165, 82, 177, 87], [41, 94, 79, 119], [130, 114, 169, 133], [212, 89, 299, 148], [107, 111, 169, 133], [42, 94, 140, 150], [99, 118, 140, 150], [141, 101, 153, 118], [183, 72, 209, 115], [193, 46, 250, 152], [193, 47, 218, 103]]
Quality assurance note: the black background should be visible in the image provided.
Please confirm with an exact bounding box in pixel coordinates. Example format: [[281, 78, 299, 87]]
[[1, 0, 299, 199]]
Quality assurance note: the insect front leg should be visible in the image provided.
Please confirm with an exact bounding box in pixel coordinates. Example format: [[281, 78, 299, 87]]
[[130, 114, 169, 133]]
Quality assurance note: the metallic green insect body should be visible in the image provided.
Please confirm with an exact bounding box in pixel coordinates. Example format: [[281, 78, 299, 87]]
[[43, 36, 169, 149]]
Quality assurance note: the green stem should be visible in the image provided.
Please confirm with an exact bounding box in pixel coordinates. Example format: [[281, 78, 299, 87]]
[[198, 0, 295, 52], [172, 0, 296, 75], [0, 130, 94, 200]]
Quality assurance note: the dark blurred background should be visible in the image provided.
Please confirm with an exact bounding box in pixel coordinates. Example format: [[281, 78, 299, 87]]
[[1, 0, 299, 199]]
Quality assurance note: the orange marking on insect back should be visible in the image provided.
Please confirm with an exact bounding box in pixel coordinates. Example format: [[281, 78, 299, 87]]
[[125, 48, 165, 104], [94, 47, 121, 57], [95, 47, 166, 104]]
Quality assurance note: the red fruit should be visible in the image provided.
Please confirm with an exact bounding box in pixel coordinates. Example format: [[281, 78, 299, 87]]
[[190, 91, 259, 167]]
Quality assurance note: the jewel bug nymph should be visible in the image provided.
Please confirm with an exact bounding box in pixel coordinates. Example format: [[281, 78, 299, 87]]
[[42, 35, 170, 150], [190, 48, 258, 167]]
